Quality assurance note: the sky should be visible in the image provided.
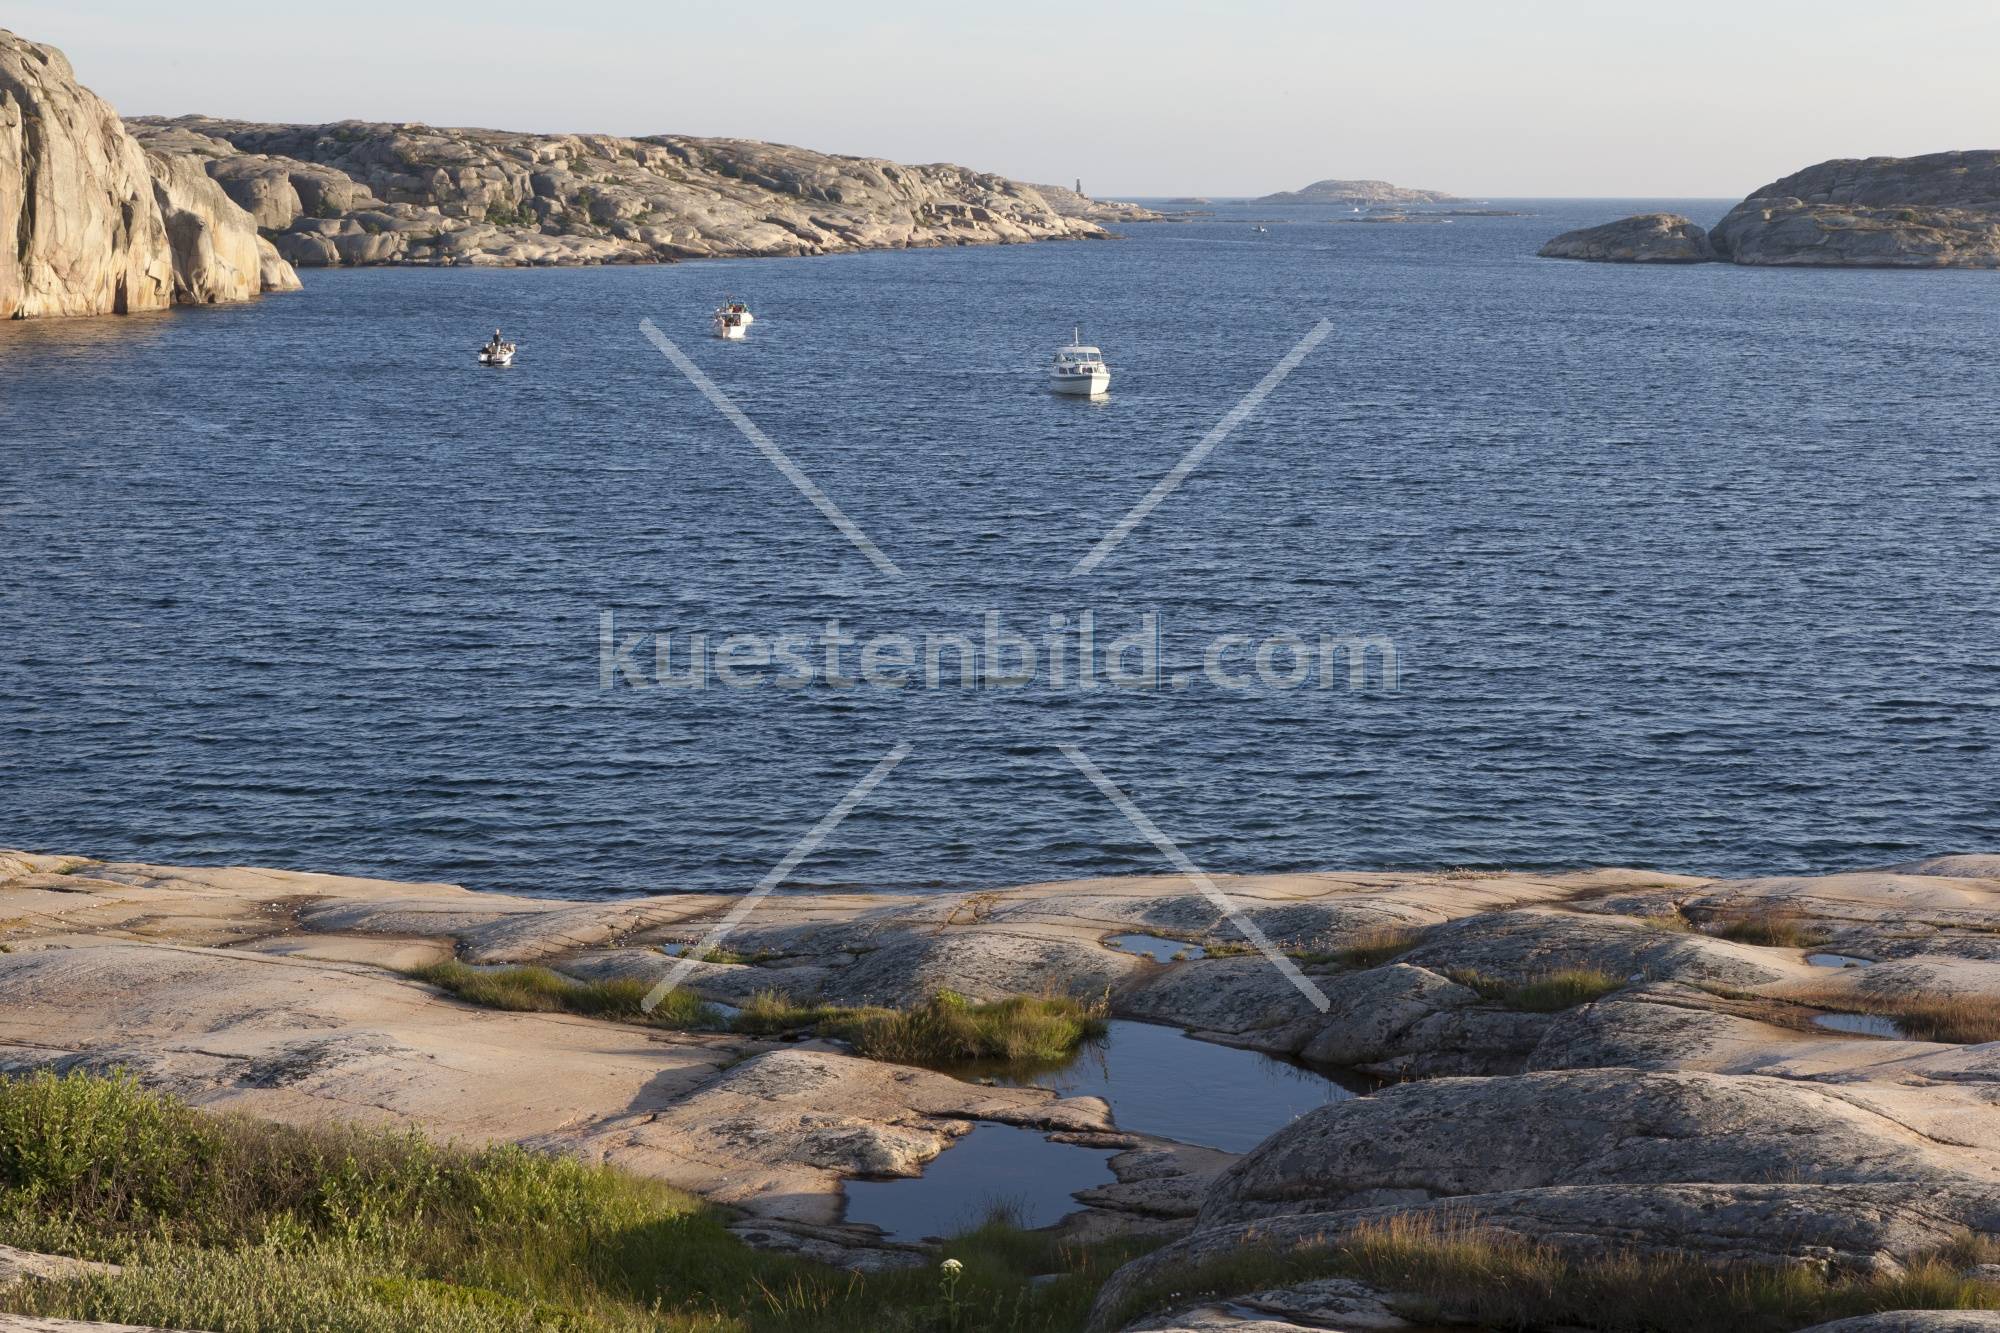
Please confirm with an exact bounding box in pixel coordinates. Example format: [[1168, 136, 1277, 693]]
[[13, 1, 2000, 198]]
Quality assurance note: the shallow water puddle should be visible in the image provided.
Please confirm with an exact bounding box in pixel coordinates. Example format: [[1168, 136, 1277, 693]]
[[1813, 1012, 1906, 1038], [1010, 1020, 1367, 1153], [1104, 933, 1206, 962], [1807, 953, 1873, 969], [842, 1122, 1116, 1242]]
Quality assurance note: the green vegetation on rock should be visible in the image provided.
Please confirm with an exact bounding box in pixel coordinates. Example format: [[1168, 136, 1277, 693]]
[[733, 990, 1108, 1069], [1445, 966, 1624, 1011], [408, 960, 719, 1029], [1102, 1212, 2000, 1333], [0, 1070, 1152, 1332]]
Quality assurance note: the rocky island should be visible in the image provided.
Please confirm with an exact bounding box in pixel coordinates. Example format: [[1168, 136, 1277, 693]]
[[1255, 178, 1462, 207], [1542, 150, 2000, 267], [0, 25, 1157, 321], [1538, 212, 1716, 262], [5, 845, 2000, 1330]]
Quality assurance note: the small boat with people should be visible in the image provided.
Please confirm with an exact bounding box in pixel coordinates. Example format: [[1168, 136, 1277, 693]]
[[477, 329, 516, 367], [1051, 329, 1111, 397], [713, 301, 754, 340]]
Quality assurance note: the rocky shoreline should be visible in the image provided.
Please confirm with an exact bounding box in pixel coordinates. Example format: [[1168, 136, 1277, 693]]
[[5, 847, 2000, 1329], [126, 115, 1159, 272], [1, 26, 1158, 322]]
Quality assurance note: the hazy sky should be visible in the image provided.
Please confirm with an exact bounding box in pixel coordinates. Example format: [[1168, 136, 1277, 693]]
[[14, 1, 1999, 197]]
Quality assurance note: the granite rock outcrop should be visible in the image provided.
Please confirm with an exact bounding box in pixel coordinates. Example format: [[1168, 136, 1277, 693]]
[[125, 115, 1159, 269]]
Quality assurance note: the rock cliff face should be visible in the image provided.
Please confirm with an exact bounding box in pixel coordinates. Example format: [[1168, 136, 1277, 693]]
[[1255, 177, 1460, 206], [1538, 211, 1714, 263], [0, 29, 298, 318], [0, 30, 172, 317], [125, 115, 1159, 269], [1542, 150, 2000, 268]]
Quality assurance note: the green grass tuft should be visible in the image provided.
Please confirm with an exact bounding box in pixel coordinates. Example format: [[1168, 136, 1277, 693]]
[[1781, 984, 2000, 1045], [1313, 925, 1426, 969], [730, 990, 1108, 1072], [1103, 1212, 2000, 1333], [408, 960, 718, 1029], [1707, 907, 1832, 949], [1445, 966, 1624, 1012]]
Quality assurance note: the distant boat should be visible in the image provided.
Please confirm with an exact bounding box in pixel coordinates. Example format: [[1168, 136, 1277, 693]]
[[477, 329, 516, 366], [1252, 225, 1268, 233], [713, 301, 754, 341], [1051, 328, 1110, 397]]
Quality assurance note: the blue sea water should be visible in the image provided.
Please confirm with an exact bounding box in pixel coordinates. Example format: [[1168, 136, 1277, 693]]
[[4, 199, 1998, 896]]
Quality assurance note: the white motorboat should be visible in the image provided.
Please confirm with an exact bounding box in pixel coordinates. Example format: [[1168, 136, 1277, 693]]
[[1051, 329, 1110, 397], [713, 301, 754, 340], [477, 329, 516, 366]]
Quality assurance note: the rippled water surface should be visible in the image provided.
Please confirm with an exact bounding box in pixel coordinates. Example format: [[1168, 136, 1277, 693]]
[[5, 199, 1999, 894]]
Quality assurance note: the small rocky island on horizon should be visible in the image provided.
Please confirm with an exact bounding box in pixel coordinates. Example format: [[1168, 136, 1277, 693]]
[[1255, 177, 1462, 206]]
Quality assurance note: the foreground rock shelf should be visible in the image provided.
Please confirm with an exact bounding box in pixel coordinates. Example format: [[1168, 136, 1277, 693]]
[[5, 848, 2000, 1328]]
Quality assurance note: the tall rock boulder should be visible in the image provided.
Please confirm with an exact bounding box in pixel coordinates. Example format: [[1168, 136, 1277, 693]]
[[0, 28, 298, 318], [146, 149, 270, 304], [0, 29, 173, 317]]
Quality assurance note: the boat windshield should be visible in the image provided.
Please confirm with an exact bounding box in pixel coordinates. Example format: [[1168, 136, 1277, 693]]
[[1056, 348, 1102, 362]]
